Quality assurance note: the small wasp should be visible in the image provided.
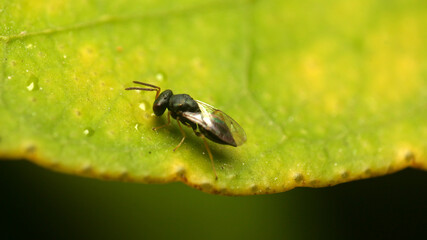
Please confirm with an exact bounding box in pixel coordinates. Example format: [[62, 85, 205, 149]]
[[126, 81, 247, 179]]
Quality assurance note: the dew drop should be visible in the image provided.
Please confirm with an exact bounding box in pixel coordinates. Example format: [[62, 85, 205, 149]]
[[25, 44, 33, 49], [7, 76, 12, 80], [83, 128, 95, 137], [26, 75, 39, 91], [155, 71, 166, 81], [27, 82, 35, 91], [139, 102, 146, 111], [63, 55, 67, 59], [134, 123, 140, 131]]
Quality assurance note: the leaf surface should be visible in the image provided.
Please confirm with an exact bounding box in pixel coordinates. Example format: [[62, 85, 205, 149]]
[[0, 0, 425, 195]]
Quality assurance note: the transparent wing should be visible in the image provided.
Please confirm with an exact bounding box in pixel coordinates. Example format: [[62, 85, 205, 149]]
[[190, 100, 246, 146]]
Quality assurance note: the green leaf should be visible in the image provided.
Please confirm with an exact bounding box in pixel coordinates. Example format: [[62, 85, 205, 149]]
[[0, 0, 425, 195]]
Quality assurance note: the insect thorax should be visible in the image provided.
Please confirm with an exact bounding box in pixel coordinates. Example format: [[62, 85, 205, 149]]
[[168, 94, 200, 115]]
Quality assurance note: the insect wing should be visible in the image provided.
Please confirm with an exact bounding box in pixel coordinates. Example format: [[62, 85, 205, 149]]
[[195, 100, 246, 146]]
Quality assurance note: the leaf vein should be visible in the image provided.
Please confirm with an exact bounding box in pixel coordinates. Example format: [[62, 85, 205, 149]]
[[0, 0, 250, 43]]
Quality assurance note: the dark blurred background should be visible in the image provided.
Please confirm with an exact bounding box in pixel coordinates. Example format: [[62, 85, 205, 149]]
[[1, 160, 426, 240]]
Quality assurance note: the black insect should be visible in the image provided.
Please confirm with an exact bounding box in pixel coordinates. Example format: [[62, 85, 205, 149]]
[[125, 81, 246, 179]]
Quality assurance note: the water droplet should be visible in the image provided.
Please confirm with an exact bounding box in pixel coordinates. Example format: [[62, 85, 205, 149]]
[[83, 128, 94, 136], [25, 44, 33, 49], [26, 69, 29, 72], [27, 82, 35, 91], [139, 102, 146, 111], [134, 123, 140, 131], [7, 76, 12, 80], [63, 55, 67, 59], [155, 71, 166, 81], [26, 75, 39, 91]]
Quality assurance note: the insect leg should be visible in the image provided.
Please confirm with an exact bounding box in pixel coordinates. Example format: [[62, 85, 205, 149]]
[[173, 118, 186, 152], [152, 111, 171, 131], [201, 134, 218, 180]]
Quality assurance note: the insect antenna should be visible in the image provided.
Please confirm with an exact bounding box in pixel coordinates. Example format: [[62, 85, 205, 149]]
[[125, 81, 161, 99]]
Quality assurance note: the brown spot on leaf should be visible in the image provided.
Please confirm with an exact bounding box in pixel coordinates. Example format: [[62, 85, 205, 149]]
[[175, 167, 187, 182], [404, 151, 415, 163], [364, 168, 372, 175], [200, 183, 213, 192], [310, 180, 320, 186], [26, 145, 36, 153], [341, 171, 349, 179], [294, 173, 304, 183], [118, 170, 129, 180], [80, 163, 92, 174]]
